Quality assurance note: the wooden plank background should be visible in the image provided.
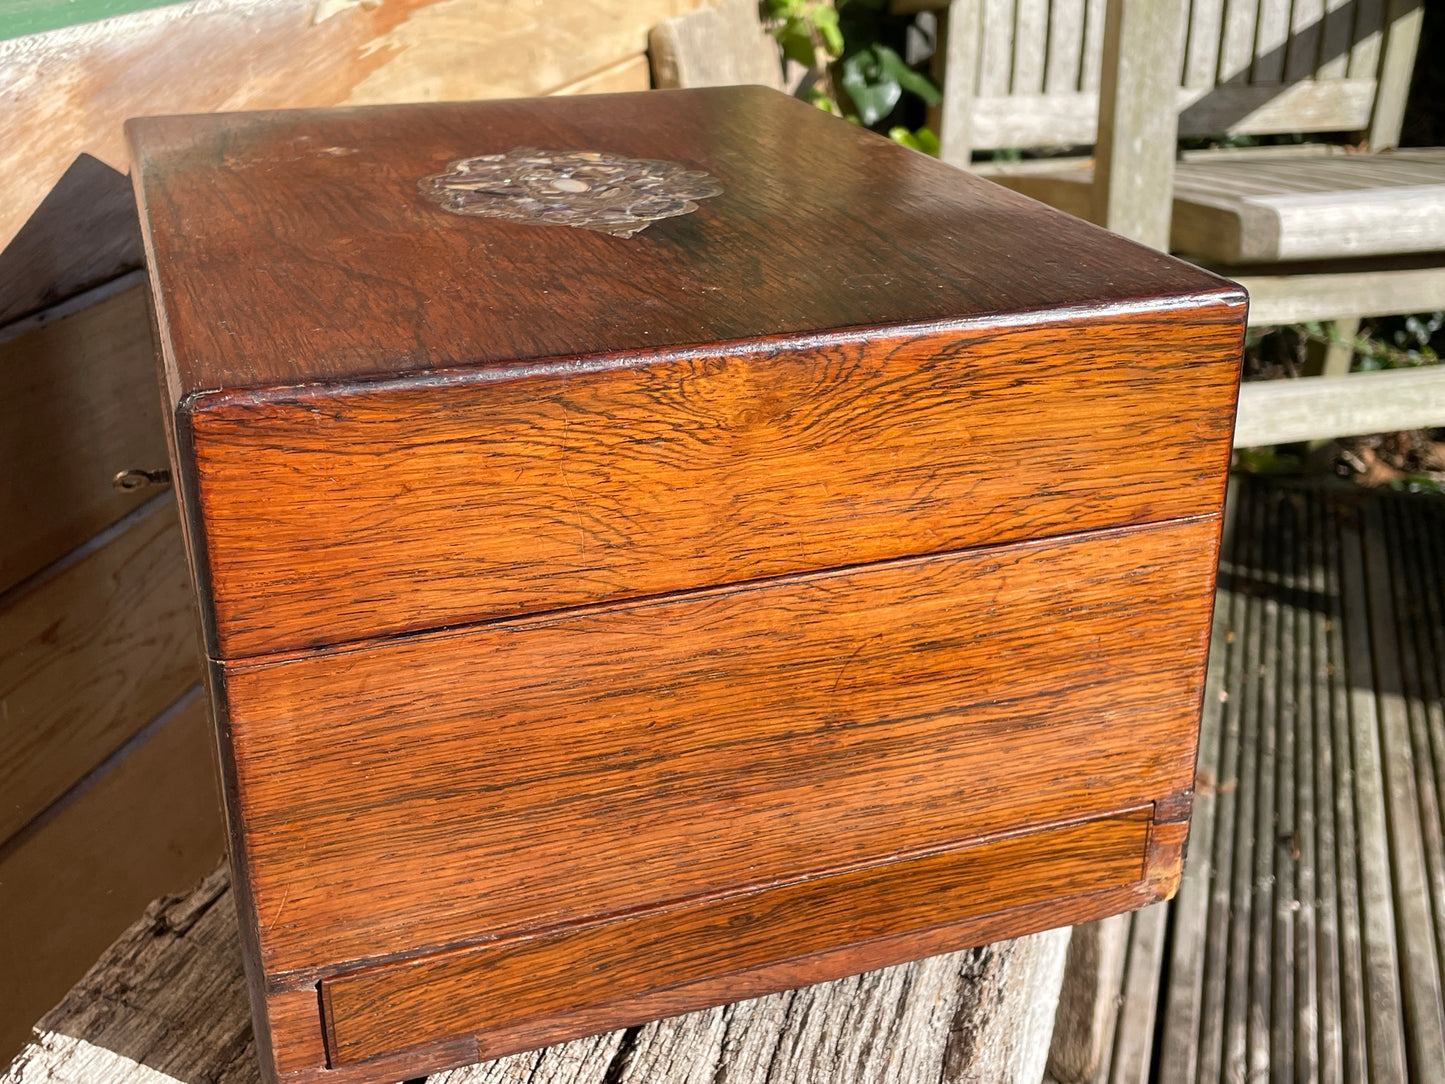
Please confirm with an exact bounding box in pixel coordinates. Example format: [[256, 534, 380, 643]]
[[0, 0, 703, 1062], [1, 1, 186, 41], [0, 0, 697, 257]]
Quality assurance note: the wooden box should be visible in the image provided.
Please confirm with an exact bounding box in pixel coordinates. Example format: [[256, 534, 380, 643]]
[[127, 87, 1244, 1084]]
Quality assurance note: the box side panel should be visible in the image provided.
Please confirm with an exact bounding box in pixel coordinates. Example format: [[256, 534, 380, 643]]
[[221, 515, 1218, 980], [188, 304, 1243, 658]]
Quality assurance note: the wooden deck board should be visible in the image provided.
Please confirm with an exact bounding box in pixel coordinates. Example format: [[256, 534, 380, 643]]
[[1157, 476, 1445, 1081]]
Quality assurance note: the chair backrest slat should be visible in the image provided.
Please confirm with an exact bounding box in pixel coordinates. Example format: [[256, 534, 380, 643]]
[[1079, 0, 1107, 90], [1347, 0, 1385, 79], [1217, 0, 1257, 86], [1176, 78, 1374, 139], [1317, 0, 1356, 79], [1253, 0, 1294, 83], [1182, 0, 1225, 89], [1044, 0, 1087, 92], [1012, 0, 1049, 92], [978, 0, 1016, 94], [952, 0, 1420, 152], [1284, 0, 1325, 82]]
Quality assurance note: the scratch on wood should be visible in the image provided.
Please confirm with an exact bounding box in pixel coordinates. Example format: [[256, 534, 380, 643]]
[[832, 635, 881, 694], [266, 885, 291, 934], [558, 398, 586, 553]]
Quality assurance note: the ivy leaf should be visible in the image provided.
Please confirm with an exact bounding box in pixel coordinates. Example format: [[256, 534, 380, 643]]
[[912, 126, 941, 155], [810, 5, 845, 56], [888, 126, 941, 156], [874, 43, 941, 105], [840, 48, 901, 126], [765, 0, 806, 18], [774, 15, 817, 67]]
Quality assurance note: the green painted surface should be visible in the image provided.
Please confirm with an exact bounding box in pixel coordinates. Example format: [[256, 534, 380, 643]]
[[1, 0, 191, 41]]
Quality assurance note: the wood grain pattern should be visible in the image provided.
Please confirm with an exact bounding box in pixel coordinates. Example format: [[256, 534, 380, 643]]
[[964, 79, 1377, 152], [0, 496, 200, 846], [1171, 153, 1445, 263], [220, 516, 1217, 979], [128, 88, 1238, 402], [187, 306, 1242, 658], [1090, 0, 1184, 248], [0, 279, 169, 595], [320, 811, 1151, 1067], [648, 0, 783, 91]]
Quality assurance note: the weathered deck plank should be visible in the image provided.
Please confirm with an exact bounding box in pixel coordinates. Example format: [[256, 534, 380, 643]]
[[1156, 476, 1445, 1082], [2, 862, 1071, 1084], [1339, 495, 1411, 1081], [1323, 491, 1369, 1084], [1157, 478, 1241, 1082]]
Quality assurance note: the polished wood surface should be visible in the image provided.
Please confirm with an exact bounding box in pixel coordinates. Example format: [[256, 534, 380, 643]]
[[128, 87, 1238, 400], [191, 306, 1240, 658], [223, 516, 1216, 978], [127, 88, 1243, 1083], [321, 810, 1151, 1067]]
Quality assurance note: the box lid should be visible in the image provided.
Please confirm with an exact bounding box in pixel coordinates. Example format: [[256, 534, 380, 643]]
[[127, 86, 1236, 404]]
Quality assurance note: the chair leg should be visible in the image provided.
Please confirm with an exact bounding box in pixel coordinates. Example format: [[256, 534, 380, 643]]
[[1305, 316, 1360, 378], [1299, 317, 1360, 453]]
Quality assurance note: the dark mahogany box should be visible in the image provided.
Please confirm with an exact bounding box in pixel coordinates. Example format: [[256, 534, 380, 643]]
[[127, 87, 1244, 1084]]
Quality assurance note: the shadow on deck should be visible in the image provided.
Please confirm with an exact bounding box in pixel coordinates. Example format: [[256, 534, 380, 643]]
[[1149, 474, 1445, 1082]]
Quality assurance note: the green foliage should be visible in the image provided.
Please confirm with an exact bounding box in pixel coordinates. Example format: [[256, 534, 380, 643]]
[[1233, 447, 1302, 474], [764, 0, 940, 153], [1388, 474, 1445, 495], [1301, 312, 1445, 372], [840, 43, 940, 125], [888, 125, 941, 155]]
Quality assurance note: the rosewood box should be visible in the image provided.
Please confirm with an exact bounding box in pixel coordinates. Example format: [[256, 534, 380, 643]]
[[128, 87, 1244, 1084]]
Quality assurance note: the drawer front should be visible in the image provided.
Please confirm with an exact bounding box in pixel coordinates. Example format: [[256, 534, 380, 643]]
[[221, 515, 1218, 980], [188, 305, 1242, 657], [319, 808, 1153, 1067]]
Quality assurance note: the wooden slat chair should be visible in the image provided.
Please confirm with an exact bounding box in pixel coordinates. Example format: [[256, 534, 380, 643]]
[[918, 0, 1445, 447]]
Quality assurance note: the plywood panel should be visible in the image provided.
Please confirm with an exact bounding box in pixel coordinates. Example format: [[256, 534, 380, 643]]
[[0, 497, 201, 845], [0, 693, 225, 1065], [0, 280, 168, 595]]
